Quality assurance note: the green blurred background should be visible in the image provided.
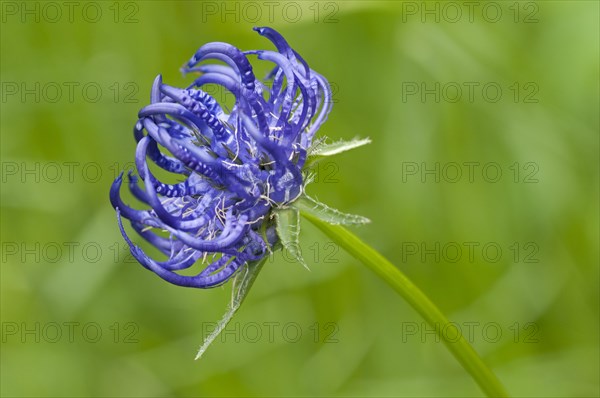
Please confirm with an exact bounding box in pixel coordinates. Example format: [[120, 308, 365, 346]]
[[1, 1, 598, 397]]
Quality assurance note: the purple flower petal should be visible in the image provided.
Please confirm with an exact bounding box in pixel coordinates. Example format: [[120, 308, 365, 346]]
[[110, 27, 332, 288]]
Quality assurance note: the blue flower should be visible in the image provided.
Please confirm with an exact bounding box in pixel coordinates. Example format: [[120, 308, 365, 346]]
[[109, 27, 333, 288]]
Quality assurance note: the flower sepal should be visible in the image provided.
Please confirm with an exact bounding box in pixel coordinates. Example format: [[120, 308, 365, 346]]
[[195, 257, 267, 360], [274, 207, 308, 270], [268, 194, 370, 272], [292, 195, 371, 226], [306, 136, 372, 166]]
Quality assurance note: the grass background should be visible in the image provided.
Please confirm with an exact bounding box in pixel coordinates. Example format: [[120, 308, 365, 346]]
[[1, 1, 598, 397]]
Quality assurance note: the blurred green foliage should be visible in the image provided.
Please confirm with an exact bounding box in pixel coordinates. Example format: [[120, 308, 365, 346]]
[[1, 1, 598, 397]]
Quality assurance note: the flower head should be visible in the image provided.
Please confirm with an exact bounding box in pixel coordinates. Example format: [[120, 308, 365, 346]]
[[110, 27, 333, 288]]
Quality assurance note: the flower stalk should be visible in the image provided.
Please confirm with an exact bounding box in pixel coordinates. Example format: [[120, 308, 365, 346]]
[[300, 210, 509, 398]]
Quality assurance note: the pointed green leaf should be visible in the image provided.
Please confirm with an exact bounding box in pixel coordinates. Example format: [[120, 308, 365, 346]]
[[195, 258, 266, 360], [294, 196, 370, 225], [309, 137, 371, 158], [275, 208, 309, 270]]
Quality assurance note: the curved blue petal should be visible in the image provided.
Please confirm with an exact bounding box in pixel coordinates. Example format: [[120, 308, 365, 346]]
[[111, 27, 333, 289]]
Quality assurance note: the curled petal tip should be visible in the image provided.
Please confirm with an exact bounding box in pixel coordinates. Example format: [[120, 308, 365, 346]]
[[111, 27, 335, 289]]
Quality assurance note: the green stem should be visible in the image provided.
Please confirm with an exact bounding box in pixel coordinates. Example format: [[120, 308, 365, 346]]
[[300, 211, 509, 398]]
